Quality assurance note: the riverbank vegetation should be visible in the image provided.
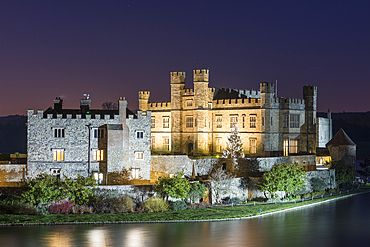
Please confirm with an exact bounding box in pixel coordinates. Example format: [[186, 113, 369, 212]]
[[1, 184, 369, 225]]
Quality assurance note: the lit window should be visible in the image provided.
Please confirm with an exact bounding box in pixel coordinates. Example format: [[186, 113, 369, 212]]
[[290, 114, 300, 128], [163, 117, 170, 128], [230, 115, 238, 128], [216, 115, 222, 128], [163, 137, 170, 151], [250, 139, 256, 154], [289, 139, 299, 153], [186, 100, 193, 107], [53, 149, 64, 161], [136, 131, 144, 139], [94, 129, 104, 138], [151, 117, 155, 129], [135, 152, 144, 159], [283, 115, 289, 128], [250, 115, 256, 128], [54, 128, 65, 138], [131, 168, 140, 179], [283, 139, 289, 156], [186, 116, 193, 128], [93, 150, 104, 161]]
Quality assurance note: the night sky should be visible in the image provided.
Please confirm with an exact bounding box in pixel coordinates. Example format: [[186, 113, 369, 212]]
[[1, 1, 369, 116]]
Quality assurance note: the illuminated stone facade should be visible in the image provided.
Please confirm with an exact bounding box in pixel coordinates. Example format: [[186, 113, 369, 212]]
[[27, 97, 151, 182], [139, 69, 332, 157]]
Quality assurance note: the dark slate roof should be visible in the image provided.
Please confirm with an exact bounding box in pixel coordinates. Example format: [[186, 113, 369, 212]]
[[43, 107, 136, 119], [316, 147, 330, 156], [213, 88, 249, 100], [326, 128, 356, 146]]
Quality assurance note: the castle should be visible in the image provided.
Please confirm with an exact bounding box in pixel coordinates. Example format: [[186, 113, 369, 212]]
[[27, 96, 151, 183], [139, 69, 332, 157]]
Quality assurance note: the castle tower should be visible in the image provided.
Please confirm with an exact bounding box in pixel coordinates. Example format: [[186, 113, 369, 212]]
[[260, 82, 276, 155], [138, 91, 150, 113], [170, 71, 186, 153], [193, 69, 210, 155], [303, 85, 317, 153]]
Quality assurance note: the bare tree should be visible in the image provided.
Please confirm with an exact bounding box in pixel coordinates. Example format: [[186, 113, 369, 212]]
[[208, 167, 236, 204], [102, 101, 118, 110]]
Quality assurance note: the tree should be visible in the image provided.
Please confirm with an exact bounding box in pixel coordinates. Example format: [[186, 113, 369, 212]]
[[358, 157, 370, 183], [155, 173, 191, 201], [332, 159, 355, 186], [208, 167, 236, 203], [258, 163, 306, 199], [101, 101, 118, 110], [22, 174, 96, 205], [187, 182, 207, 204], [222, 125, 245, 158]]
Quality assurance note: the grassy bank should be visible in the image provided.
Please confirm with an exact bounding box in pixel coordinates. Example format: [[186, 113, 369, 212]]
[[1, 185, 369, 225]]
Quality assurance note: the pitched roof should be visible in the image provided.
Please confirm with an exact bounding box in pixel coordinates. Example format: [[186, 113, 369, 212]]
[[326, 128, 356, 146]]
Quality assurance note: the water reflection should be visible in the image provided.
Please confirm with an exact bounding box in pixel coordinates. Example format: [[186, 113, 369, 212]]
[[1, 193, 370, 247]]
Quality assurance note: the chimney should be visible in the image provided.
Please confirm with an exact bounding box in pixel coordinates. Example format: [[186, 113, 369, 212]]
[[53, 97, 63, 112], [118, 97, 127, 123]]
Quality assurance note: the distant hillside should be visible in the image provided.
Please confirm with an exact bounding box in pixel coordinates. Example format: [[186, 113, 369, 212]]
[[0, 115, 27, 154], [318, 111, 370, 160]]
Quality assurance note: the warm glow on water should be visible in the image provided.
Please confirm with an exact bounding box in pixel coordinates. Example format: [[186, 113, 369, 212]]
[[1, 193, 370, 247]]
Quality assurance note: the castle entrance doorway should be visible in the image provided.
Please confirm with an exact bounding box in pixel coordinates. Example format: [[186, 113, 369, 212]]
[[187, 143, 193, 156]]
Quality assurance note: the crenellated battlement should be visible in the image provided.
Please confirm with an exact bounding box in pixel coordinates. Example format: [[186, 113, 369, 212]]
[[193, 69, 209, 82], [213, 98, 260, 108], [303, 85, 317, 97], [260, 82, 275, 93], [170, 71, 186, 84], [147, 102, 171, 111], [27, 110, 121, 120], [278, 97, 305, 109], [183, 88, 194, 95], [139, 91, 150, 99]]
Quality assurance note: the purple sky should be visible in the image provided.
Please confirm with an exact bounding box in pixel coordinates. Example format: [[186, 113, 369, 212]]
[[1, 1, 369, 116]]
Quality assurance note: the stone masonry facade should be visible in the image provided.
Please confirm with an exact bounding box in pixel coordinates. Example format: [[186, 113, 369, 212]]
[[27, 97, 151, 182], [139, 69, 332, 157]]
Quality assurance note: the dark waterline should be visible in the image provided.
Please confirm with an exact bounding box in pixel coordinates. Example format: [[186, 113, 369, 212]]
[[1, 193, 370, 247]]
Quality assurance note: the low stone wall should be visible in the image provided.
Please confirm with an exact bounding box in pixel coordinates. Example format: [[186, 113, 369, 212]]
[[150, 154, 317, 178], [151, 155, 193, 180], [206, 177, 248, 204], [95, 185, 156, 204], [306, 169, 336, 191], [0, 164, 26, 186]]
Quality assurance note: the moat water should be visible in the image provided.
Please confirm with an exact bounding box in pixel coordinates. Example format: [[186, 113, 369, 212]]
[[1, 193, 370, 247]]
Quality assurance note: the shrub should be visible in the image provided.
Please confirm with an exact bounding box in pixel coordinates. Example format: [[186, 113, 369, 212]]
[[111, 195, 134, 213], [169, 200, 187, 211], [310, 178, 327, 192], [49, 199, 74, 214], [142, 196, 169, 212], [187, 202, 210, 209], [187, 182, 207, 204], [227, 197, 241, 205], [302, 193, 312, 199], [72, 204, 93, 214], [312, 191, 325, 197], [328, 188, 339, 194], [155, 173, 191, 201]]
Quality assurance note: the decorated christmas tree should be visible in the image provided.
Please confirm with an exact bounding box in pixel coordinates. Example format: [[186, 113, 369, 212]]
[[222, 124, 245, 158]]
